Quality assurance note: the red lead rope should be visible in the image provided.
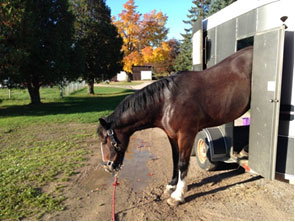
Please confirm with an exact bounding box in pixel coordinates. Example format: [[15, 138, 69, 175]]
[[112, 176, 119, 221]]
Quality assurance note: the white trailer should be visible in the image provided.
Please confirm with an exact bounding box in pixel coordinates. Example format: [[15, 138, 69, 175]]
[[192, 0, 294, 183]]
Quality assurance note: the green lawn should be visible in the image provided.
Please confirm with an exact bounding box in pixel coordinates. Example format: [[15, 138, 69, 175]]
[[0, 86, 133, 220], [100, 80, 146, 86], [0, 87, 62, 105], [0, 87, 133, 130]]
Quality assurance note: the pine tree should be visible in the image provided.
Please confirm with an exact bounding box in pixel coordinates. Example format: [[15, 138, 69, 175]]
[[174, 0, 211, 72], [174, 0, 237, 72], [183, 0, 211, 33], [71, 0, 123, 94], [208, 0, 236, 16], [173, 34, 192, 71]]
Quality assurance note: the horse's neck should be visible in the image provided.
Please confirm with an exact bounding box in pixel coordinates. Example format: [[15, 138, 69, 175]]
[[111, 78, 175, 135], [116, 105, 160, 136]]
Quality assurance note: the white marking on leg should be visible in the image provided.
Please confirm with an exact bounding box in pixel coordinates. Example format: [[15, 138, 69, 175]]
[[170, 170, 187, 202], [166, 184, 176, 191], [164, 184, 176, 195]]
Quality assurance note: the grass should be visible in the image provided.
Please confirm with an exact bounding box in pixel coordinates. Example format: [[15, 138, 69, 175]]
[[0, 86, 133, 220], [0, 87, 133, 130], [100, 80, 146, 86], [0, 87, 62, 105]]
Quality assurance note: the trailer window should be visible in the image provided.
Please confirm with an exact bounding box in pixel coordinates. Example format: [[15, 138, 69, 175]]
[[237, 36, 254, 50]]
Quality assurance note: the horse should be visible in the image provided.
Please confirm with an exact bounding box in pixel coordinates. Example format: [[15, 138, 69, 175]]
[[97, 46, 253, 206]]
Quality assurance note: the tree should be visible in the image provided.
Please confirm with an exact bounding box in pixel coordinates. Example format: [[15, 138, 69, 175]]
[[208, 0, 236, 16], [140, 10, 169, 48], [165, 39, 181, 74], [71, 0, 123, 94], [113, 0, 141, 56], [113, 0, 169, 74], [123, 51, 143, 73], [173, 34, 192, 71], [141, 42, 171, 73], [174, 0, 236, 72], [141, 39, 179, 75], [0, 0, 79, 104], [183, 0, 211, 33], [0, 0, 28, 86], [174, 0, 211, 72]]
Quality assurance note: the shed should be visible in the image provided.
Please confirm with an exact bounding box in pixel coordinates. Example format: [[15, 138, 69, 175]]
[[132, 66, 153, 80]]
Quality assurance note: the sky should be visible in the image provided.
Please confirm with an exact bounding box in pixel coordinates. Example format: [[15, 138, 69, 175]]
[[105, 0, 194, 41]]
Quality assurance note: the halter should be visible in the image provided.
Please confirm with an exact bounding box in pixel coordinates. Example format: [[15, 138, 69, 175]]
[[101, 128, 123, 171], [106, 129, 122, 153]]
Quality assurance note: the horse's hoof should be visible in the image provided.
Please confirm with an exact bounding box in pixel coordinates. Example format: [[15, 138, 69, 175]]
[[163, 185, 176, 198], [167, 197, 183, 206], [163, 188, 174, 198]]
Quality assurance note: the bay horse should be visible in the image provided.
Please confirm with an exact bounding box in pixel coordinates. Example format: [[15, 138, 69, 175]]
[[98, 46, 253, 206]]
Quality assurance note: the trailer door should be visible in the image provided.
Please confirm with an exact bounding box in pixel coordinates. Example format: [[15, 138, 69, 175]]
[[192, 17, 203, 71], [249, 26, 285, 180]]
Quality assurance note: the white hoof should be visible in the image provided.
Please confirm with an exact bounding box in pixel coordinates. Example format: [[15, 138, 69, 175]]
[[167, 197, 184, 206], [163, 184, 176, 197]]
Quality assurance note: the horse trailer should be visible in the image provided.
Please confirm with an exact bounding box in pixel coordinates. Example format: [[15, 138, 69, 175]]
[[192, 0, 294, 183]]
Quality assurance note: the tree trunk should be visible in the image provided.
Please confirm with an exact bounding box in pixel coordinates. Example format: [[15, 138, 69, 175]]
[[27, 82, 41, 104], [87, 79, 95, 95], [127, 72, 132, 82]]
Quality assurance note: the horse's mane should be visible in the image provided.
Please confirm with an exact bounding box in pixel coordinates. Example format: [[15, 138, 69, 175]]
[[106, 74, 179, 128]]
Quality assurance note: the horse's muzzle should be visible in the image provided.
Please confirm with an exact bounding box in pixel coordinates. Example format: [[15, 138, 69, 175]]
[[103, 160, 114, 173], [100, 143, 122, 173], [102, 160, 121, 173]]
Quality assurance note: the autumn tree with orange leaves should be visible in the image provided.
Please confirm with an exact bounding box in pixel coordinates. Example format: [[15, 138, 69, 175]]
[[113, 0, 174, 75]]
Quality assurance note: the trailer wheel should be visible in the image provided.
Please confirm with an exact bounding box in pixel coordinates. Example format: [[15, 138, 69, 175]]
[[191, 146, 196, 156], [194, 131, 218, 171]]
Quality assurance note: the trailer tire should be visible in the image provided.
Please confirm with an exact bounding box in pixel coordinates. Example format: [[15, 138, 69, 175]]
[[194, 131, 218, 171]]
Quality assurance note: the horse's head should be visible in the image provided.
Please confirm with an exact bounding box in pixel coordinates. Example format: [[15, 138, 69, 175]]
[[97, 118, 127, 174]]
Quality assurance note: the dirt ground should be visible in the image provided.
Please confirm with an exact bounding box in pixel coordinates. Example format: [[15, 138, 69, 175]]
[[41, 127, 294, 221]]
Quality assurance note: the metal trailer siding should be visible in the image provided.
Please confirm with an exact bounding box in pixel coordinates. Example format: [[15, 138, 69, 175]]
[[206, 27, 217, 68], [216, 19, 237, 63], [237, 10, 257, 39], [192, 19, 203, 71], [249, 27, 285, 180], [192, 0, 294, 181], [276, 30, 294, 180]]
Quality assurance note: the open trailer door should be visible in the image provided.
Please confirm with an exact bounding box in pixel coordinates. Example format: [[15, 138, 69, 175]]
[[192, 17, 203, 71], [249, 26, 285, 180]]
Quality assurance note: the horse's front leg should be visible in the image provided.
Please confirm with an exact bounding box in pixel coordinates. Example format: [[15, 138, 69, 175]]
[[167, 133, 194, 206], [164, 138, 179, 196]]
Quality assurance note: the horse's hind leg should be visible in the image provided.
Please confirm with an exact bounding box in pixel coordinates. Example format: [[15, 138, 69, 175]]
[[167, 133, 194, 206], [164, 138, 179, 196]]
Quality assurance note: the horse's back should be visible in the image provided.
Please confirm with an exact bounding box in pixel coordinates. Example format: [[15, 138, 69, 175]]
[[165, 47, 253, 132]]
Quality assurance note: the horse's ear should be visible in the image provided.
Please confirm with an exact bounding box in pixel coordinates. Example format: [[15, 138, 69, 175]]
[[99, 118, 110, 130]]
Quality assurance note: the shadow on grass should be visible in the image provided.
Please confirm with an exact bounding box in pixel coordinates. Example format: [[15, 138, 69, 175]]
[[0, 89, 134, 118]]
